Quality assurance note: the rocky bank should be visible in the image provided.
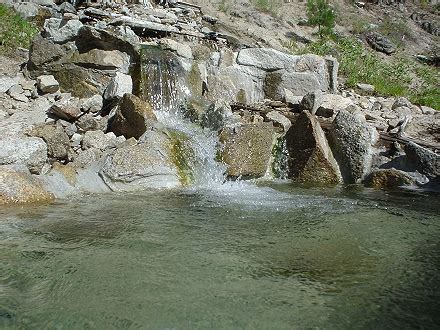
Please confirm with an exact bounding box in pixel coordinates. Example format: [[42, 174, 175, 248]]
[[0, 0, 439, 205]]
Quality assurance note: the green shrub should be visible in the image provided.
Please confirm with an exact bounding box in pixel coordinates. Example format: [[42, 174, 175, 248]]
[[306, 0, 336, 37], [0, 4, 38, 55]]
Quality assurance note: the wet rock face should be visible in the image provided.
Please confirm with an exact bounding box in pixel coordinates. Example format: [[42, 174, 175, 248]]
[[364, 169, 416, 189], [219, 123, 275, 178], [329, 110, 377, 183], [0, 165, 54, 205], [285, 111, 341, 185], [110, 93, 157, 139]]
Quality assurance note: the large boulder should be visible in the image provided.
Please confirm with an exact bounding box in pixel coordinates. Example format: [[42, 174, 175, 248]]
[[366, 32, 396, 55], [43, 18, 83, 44], [285, 111, 341, 184], [264, 71, 321, 101], [219, 123, 275, 178], [103, 73, 133, 101], [404, 142, 440, 179], [0, 165, 54, 205], [0, 136, 47, 174], [329, 110, 377, 183], [110, 93, 157, 139], [99, 131, 180, 191]]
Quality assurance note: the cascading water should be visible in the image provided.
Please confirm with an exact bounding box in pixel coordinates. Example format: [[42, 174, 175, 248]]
[[139, 45, 227, 187]]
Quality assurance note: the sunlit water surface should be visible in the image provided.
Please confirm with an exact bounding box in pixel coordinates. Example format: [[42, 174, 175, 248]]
[[1, 183, 439, 329]]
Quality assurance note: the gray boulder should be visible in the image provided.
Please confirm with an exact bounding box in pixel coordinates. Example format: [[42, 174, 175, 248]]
[[366, 32, 396, 55], [236, 48, 298, 71], [285, 111, 341, 184], [264, 71, 321, 101], [404, 142, 440, 179], [99, 131, 180, 191], [329, 110, 377, 183], [219, 123, 275, 178], [82, 131, 119, 151], [43, 18, 83, 44], [300, 91, 323, 115]]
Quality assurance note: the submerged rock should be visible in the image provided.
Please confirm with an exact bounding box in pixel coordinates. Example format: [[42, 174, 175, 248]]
[[329, 110, 377, 183], [219, 123, 275, 178], [110, 93, 157, 139], [0, 165, 54, 205], [285, 111, 341, 184]]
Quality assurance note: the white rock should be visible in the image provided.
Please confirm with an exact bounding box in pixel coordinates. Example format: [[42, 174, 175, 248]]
[[266, 111, 291, 132], [103, 73, 133, 100], [43, 18, 83, 43], [37, 75, 59, 94], [0, 77, 18, 93]]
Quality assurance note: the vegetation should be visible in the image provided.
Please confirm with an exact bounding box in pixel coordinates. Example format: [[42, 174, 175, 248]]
[[306, 0, 336, 38], [296, 35, 440, 109], [251, 0, 282, 16], [0, 4, 38, 56]]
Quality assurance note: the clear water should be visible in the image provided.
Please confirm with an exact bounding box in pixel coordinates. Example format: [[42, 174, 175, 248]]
[[1, 184, 439, 329]]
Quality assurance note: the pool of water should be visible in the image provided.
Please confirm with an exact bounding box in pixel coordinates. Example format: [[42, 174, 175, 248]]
[[1, 182, 439, 329]]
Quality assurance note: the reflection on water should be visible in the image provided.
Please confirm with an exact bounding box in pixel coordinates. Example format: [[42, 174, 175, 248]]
[[1, 184, 439, 328]]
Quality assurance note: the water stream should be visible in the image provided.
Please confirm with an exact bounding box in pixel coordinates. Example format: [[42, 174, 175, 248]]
[[0, 47, 439, 328]]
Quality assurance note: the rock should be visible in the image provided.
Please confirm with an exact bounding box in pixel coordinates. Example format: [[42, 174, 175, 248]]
[[58, 2, 76, 14], [283, 89, 302, 106], [356, 83, 375, 94], [29, 124, 72, 160], [364, 169, 416, 189], [300, 91, 323, 115], [316, 94, 355, 118], [99, 131, 180, 191], [82, 131, 118, 151], [159, 39, 193, 59], [77, 113, 108, 132], [200, 99, 232, 131], [7, 84, 28, 103], [0, 77, 18, 93], [264, 71, 322, 101], [266, 111, 291, 132], [71, 49, 130, 73], [0, 136, 47, 174], [404, 142, 440, 179], [110, 93, 157, 139], [285, 111, 341, 184], [80, 94, 103, 113], [420, 106, 436, 115], [329, 110, 377, 183], [392, 97, 412, 110], [110, 16, 179, 36], [50, 100, 82, 121], [36, 75, 59, 94], [73, 148, 102, 168], [202, 15, 218, 24], [294, 54, 334, 91], [43, 18, 83, 43], [103, 73, 133, 101], [0, 165, 54, 205], [366, 32, 396, 55], [219, 123, 275, 178], [236, 48, 298, 71]]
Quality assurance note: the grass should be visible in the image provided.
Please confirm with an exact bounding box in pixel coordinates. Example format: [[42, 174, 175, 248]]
[[0, 4, 38, 56], [295, 35, 440, 109], [251, 0, 282, 17]]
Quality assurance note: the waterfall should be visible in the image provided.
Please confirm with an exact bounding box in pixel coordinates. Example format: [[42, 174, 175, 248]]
[[139, 45, 227, 187]]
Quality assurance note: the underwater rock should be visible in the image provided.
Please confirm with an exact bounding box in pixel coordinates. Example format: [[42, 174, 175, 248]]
[[220, 122, 275, 178], [285, 111, 341, 184]]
